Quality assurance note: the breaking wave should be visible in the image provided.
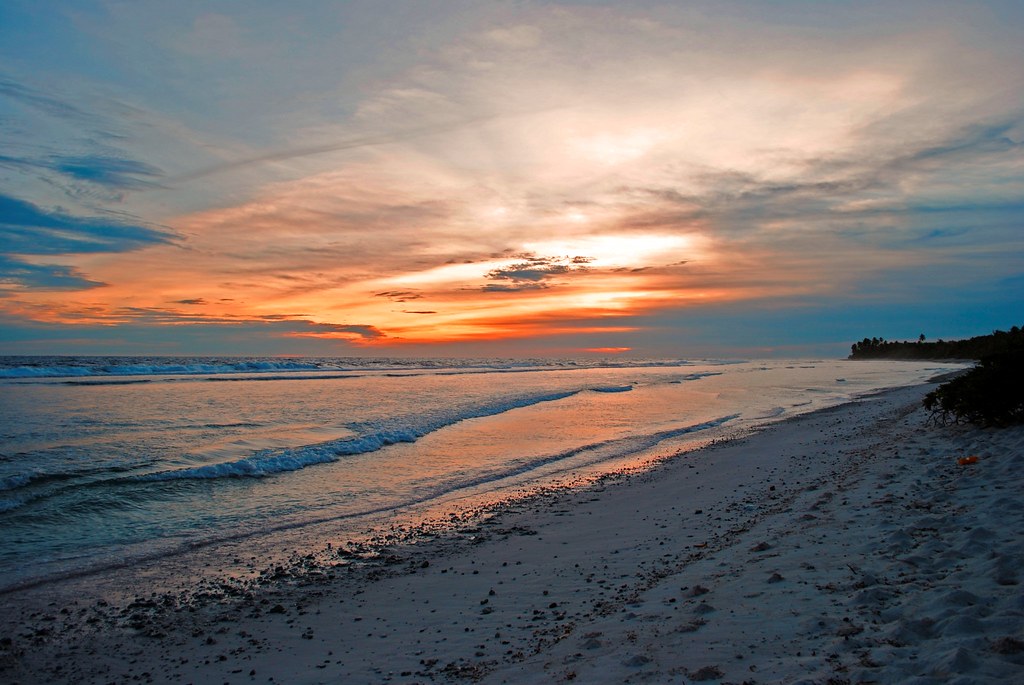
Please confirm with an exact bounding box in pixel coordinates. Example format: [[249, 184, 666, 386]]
[[136, 389, 583, 481]]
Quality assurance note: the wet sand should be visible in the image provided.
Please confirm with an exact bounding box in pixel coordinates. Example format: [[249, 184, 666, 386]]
[[2, 382, 1022, 684]]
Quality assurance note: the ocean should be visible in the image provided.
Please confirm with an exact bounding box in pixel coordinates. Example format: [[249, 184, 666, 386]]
[[0, 356, 962, 593]]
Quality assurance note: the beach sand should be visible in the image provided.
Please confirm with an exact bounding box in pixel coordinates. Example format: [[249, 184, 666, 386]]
[[2, 382, 1022, 684]]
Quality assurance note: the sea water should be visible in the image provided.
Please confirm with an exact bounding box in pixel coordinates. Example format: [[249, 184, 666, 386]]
[[0, 356, 962, 591]]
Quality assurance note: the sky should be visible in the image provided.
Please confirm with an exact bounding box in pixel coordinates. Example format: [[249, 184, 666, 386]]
[[1, 0, 1022, 358]]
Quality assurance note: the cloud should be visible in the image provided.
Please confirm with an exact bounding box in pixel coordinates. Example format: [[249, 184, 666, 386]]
[[375, 290, 423, 302], [484, 254, 591, 286], [603, 112, 1024, 251], [104, 307, 386, 343], [0, 310, 387, 355], [276, 321, 385, 342], [3, 4, 1023, 354], [3, 298, 384, 340], [0, 255, 106, 292], [486, 262, 570, 283], [904, 120, 1023, 163], [164, 113, 512, 184], [481, 282, 550, 293], [0, 151, 165, 195], [0, 194, 173, 255], [0, 193, 173, 293], [50, 155, 164, 189], [0, 76, 95, 123], [0, 73, 190, 211]]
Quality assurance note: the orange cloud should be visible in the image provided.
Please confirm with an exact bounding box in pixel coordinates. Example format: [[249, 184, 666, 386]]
[[4, 5, 1018, 355]]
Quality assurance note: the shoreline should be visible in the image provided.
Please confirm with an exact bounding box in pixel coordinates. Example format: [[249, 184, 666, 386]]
[[0, 360, 960, 598], [2, 381, 1021, 683]]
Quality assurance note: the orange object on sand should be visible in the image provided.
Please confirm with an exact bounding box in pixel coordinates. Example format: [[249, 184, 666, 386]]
[[957, 456, 979, 465]]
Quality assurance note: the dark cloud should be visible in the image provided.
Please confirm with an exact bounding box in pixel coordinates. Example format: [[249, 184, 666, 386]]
[[0, 255, 106, 292], [0, 312, 387, 355], [173, 298, 208, 305], [482, 282, 550, 292], [375, 290, 422, 302], [482, 254, 595, 292], [892, 119, 1024, 167], [827, 119, 1021, 195], [90, 306, 385, 341], [487, 262, 571, 282], [0, 193, 174, 292], [50, 155, 164, 189], [0, 193, 173, 255], [275, 320, 385, 341], [683, 170, 871, 215], [0, 153, 164, 191], [486, 255, 592, 281], [403, 310, 437, 314]]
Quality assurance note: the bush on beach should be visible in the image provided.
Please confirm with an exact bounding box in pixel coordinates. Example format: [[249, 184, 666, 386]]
[[923, 350, 1024, 426]]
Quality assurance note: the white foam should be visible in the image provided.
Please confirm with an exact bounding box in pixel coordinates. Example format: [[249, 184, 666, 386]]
[[138, 390, 582, 481]]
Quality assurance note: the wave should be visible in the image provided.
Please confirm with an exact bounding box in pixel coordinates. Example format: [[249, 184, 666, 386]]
[[0, 498, 29, 514], [136, 389, 583, 482], [202, 414, 744, 539], [58, 373, 361, 386], [0, 413, 741, 594], [0, 473, 35, 492], [0, 461, 145, 514], [0, 457, 150, 495], [0, 355, 706, 381], [0, 463, 138, 494], [0, 359, 325, 379], [0, 370, 721, 515]]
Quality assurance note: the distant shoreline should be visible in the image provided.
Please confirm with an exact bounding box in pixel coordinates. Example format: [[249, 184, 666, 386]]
[[849, 326, 1022, 361]]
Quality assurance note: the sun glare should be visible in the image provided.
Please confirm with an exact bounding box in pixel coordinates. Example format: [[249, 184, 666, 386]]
[[524, 234, 692, 268], [572, 128, 663, 166]]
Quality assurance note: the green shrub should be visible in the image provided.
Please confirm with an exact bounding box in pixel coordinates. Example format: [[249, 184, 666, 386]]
[[923, 350, 1024, 426]]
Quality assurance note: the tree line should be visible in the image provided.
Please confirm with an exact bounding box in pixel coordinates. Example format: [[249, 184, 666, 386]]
[[849, 326, 1024, 360], [849, 325, 1024, 425]]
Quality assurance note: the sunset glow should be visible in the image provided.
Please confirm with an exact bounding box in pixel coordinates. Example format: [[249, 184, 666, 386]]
[[2, 1, 1022, 356]]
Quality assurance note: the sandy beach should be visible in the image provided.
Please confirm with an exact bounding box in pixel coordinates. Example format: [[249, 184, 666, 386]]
[[2, 380, 1022, 684]]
